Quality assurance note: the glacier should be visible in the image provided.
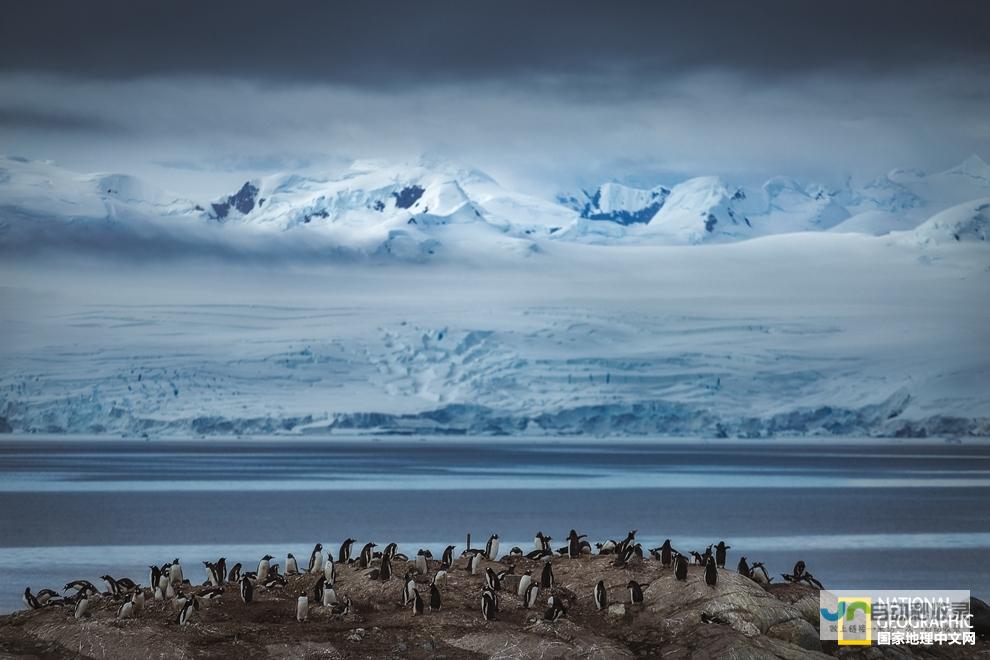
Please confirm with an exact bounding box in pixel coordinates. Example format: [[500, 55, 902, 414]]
[[0, 154, 988, 437]]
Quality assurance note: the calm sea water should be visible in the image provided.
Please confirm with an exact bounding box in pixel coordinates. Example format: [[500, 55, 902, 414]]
[[1, 436, 988, 613]]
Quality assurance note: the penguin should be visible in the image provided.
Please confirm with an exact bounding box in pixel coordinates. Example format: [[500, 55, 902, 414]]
[[750, 562, 771, 585], [715, 541, 730, 569], [257, 555, 273, 583], [157, 570, 170, 595], [540, 561, 554, 589], [534, 531, 552, 553], [597, 539, 617, 555], [117, 600, 134, 620], [263, 574, 287, 589], [64, 579, 98, 595], [659, 539, 675, 567], [544, 595, 566, 621], [286, 553, 300, 575], [628, 580, 643, 605], [433, 569, 448, 587], [308, 543, 324, 574], [440, 544, 456, 570], [166, 583, 175, 599], [100, 575, 119, 597], [228, 563, 242, 583], [468, 552, 482, 575], [674, 554, 688, 581], [216, 558, 227, 583], [199, 587, 224, 606], [517, 570, 533, 597], [801, 572, 825, 590], [338, 538, 356, 564], [169, 559, 183, 586], [36, 588, 58, 606], [594, 580, 607, 610], [523, 582, 540, 609], [22, 588, 40, 610], [704, 556, 718, 587], [485, 534, 500, 561], [482, 587, 499, 613], [323, 556, 336, 585], [481, 590, 497, 621], [240, 575, 253, 604], [358, 542, 376, 568], [131, 588, 145, 614], [526, 547, 551, 560], [411, 589, 424, 615], [615, 530, 637, 556], [322, 585, 338, 607], [177, 597, 197, 625], [148, 566, 161, 593], [737, 556, 750, 577], [73, 593, 90, 619], [429, 583, 441, 611], [485, 567, 501, 592], [613, 544, 636, 569], [330, 596, 352, 619], [204, 561, 219, 586], [402, 572, 416, 605], [415, 550, 429, 575], [509, 547, 523, 558], [783, 560, 806, 582], [154, 586, 164, 601], [313, 575, 326, 605], [379, 555, 392, 582], [689, 551, 705, 566], [296, 592, 309, 621], [701, 545, 714, 567], [382, 542, 398, 560], [567, 530, 587, 558]]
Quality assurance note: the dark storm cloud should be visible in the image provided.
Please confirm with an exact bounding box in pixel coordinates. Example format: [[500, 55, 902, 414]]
[[0, 106, 124, 134], [1, 1, 988, 86]]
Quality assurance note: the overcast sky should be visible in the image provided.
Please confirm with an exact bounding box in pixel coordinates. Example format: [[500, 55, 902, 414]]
[[1, 1, 988, 197]]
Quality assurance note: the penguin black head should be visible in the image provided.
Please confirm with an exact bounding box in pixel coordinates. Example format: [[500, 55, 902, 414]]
[[626, 580, 639, 588], [315, 543, 322, 551], [262, 554, 273, 561], [288, 553, 295, 558]]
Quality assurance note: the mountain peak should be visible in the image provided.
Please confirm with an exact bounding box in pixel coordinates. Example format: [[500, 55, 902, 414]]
[[946, 154, 990, 180]]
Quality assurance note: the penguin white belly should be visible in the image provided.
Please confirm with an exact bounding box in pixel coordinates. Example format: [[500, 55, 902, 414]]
[[517, 574, 532, 596], [322, 587, 337, 606], [296, 596, 309, 621], [169, 564, 182, 585], [257, 560, 270, 583], [323, 559, 335, 584]]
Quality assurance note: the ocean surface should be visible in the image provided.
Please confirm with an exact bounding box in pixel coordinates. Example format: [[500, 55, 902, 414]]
[[1, 436, 988, 613]]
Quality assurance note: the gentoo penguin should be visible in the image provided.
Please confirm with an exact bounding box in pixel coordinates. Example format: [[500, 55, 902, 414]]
[[148, 566, 161, 593], [22, 588, 40, 610], [615, 530, 637, 556], [468, 552, 482, 575], [204, 561, 219, 586], [411, 589, 424, 615], [402, 573, 416, 605], [715, 541, 730, 569], [100, 575, 119, 597], [65, 579, 98, 596], [286, 553, 300, 575], [169, 559, 183, 586], [329, 596, 351, 619], [485, 534, 500, 561], [323, 585, 338, 607], [429, 583, 442, 611], [674, 554, 688, 581], [166, 582, 176, 599], [240, 575, 253, 603], [415, 550, 429, 575], [540, 561, 554, 589], [701, 545, 713, 567], [257, 555, 273, 583], [154, 586, 165, 601], [177, 597, 197, 625], [216, 558, 227, 583], [117, 600, 134, 620], [338, 539, 356, 564], [131, 588, 145, 614], [690, 551, 705, 566], [783, 560, 806, 582], [313, 575, 326, 605], [659, 539, 675, 567], [36, 588, 57, 605], [296, 592, 309, 621], [534, 531, 551, 553], [481, 590, 497, 621], [737, 556, 750, 577], [523, 582, 540, 609], [628, 580, 644, 604], [704, 556, 718, 587], [228, 563, 242, 583], [433, 569, 448, 587], [358, 542, 376, 569], [482, 587, 499, 613], [509, 547, 523, 558], [440, 545, 456, 570], [594, 580, 608, 610], [381, 542, 397, 560], [379, 555, 392, 582], [597, 540, 617, 555], [567, 530, 586, 559], [613, 544, 636, 569], [199, 587, 224, 606], [263, 573, 287, 590], [517, 570, 533, 597], [323, 556, 336, 585], [484, 567, 501, 591], [749, 562, 771, 585], [308, 543, 324, 574], [801, 572, 825, 590], [73, 593, 90, 619], [544, 595, 566, 621]]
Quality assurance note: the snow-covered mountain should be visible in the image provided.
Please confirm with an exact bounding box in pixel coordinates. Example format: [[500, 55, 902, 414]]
[[2, 153, 990, 256]]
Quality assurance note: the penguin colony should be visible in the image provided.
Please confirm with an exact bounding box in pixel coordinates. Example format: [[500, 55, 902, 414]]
[[19, 531, 821, 629]]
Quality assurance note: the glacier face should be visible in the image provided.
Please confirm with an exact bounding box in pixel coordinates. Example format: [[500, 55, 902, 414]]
[[1, 154, 989, 438]]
